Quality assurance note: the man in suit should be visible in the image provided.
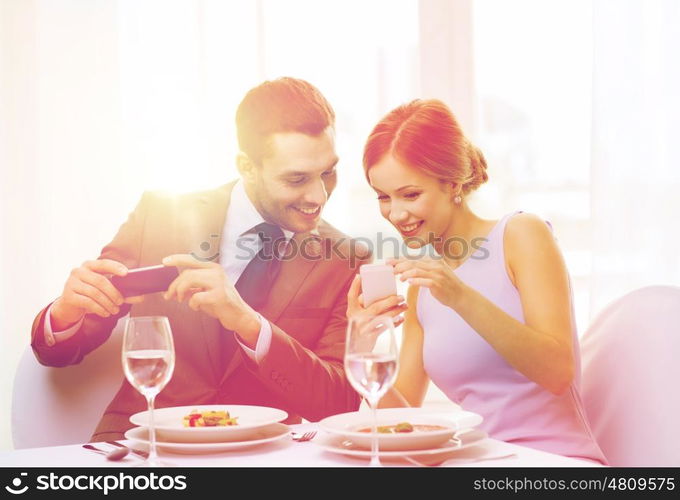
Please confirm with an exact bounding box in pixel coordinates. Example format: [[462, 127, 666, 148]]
[[29, 77, 395, 441]]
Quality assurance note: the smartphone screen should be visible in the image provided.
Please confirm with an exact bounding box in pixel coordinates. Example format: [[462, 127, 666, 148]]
[[360, 263, 398, 306]]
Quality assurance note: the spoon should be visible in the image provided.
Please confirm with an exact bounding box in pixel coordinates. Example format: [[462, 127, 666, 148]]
[[82, 444, 130, 461], [404, 452, 518, 467]]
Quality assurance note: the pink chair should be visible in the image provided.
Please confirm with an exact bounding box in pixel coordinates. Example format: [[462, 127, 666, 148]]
[[581, 285, 680, 466]]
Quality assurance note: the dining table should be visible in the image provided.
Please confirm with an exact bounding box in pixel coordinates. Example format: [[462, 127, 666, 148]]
[[0, 423, 600, 468]]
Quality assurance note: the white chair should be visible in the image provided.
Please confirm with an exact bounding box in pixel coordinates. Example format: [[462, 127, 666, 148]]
[[11, 317, 126, 448], [581, 285, 680, 466]]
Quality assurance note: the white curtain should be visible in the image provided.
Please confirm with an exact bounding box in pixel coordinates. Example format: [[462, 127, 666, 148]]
[[0, 0, 262, 450], [590, 0, 680, 317]]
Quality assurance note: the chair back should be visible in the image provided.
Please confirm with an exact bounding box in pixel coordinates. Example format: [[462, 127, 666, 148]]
[[12, 318, 126, 448], [581, 286, 680, 466]]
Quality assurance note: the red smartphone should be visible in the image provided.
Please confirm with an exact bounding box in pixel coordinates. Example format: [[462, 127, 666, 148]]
[[110, 265, 179, 297]]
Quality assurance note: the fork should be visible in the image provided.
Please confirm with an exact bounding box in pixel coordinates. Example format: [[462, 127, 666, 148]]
[[291, 431, 317, 442], [106, 440, 150, 459]]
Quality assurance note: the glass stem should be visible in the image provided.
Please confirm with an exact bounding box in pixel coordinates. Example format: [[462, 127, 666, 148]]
[[147, 394, 158, 463], [368, 396, 381, 467]]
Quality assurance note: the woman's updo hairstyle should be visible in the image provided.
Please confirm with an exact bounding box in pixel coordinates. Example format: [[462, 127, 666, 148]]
[[363, 99, 488, 195]]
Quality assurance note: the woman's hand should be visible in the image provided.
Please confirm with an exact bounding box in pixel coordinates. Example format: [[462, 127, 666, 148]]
[[389, 257, 466, 310], [346, 273, 408, 327]]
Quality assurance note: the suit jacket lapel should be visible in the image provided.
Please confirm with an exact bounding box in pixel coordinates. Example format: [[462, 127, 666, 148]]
[[258, 231, 324, 324], [217, 230, 325, 387], [186, 185, 328, 387], [178, 182, 234, 383]]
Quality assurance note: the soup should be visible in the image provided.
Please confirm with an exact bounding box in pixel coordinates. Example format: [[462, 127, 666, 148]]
[[357, 422, 449, 434]]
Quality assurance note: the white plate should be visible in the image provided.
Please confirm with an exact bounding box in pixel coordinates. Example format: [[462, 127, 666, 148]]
[[129, 405, 288, 443], [124, 423, 290, 454], [319, 407, 483, 451], [315, 428, 488, 459]]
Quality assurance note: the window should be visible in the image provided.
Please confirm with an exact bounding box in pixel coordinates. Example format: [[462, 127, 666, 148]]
[[473, 0, 593, 332]]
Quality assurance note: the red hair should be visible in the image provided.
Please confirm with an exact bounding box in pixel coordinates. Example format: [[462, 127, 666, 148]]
[[363, 99, 488, 194], [236, 77, 335, 164]]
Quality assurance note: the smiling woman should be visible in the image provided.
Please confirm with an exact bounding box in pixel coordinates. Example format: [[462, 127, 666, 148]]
[[366, 107, 486, 250], [353, 98, 607, 464]]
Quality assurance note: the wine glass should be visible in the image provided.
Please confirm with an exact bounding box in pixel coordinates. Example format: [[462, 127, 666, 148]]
[[122, 316, 175, 467], [345, 315, 399, 467]]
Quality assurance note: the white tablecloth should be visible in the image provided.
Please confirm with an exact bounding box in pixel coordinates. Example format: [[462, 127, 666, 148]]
[[0, 424, 600, 468]]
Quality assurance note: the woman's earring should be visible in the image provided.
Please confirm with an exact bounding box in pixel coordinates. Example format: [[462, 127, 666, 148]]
[[454, 195, 462, 205]]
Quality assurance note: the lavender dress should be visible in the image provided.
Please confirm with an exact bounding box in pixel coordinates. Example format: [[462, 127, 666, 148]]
[[418, 212, 606, 464]]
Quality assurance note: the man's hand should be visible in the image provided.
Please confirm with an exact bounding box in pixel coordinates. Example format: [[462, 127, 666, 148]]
[[51, 259, 145, 331], [161, 254, 260, 341]]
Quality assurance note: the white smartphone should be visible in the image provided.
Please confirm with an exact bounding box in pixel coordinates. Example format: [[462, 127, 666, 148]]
[[359, 263, 398, 307]]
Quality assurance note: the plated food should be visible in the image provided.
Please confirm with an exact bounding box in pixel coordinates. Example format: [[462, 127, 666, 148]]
[[183, 409, 238, 427], [319, 408, 484, 451], [130, 405, 288, 443]]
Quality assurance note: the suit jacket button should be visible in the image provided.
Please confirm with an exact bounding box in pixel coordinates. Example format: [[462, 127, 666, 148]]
[[270, 370, 279, 380]]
